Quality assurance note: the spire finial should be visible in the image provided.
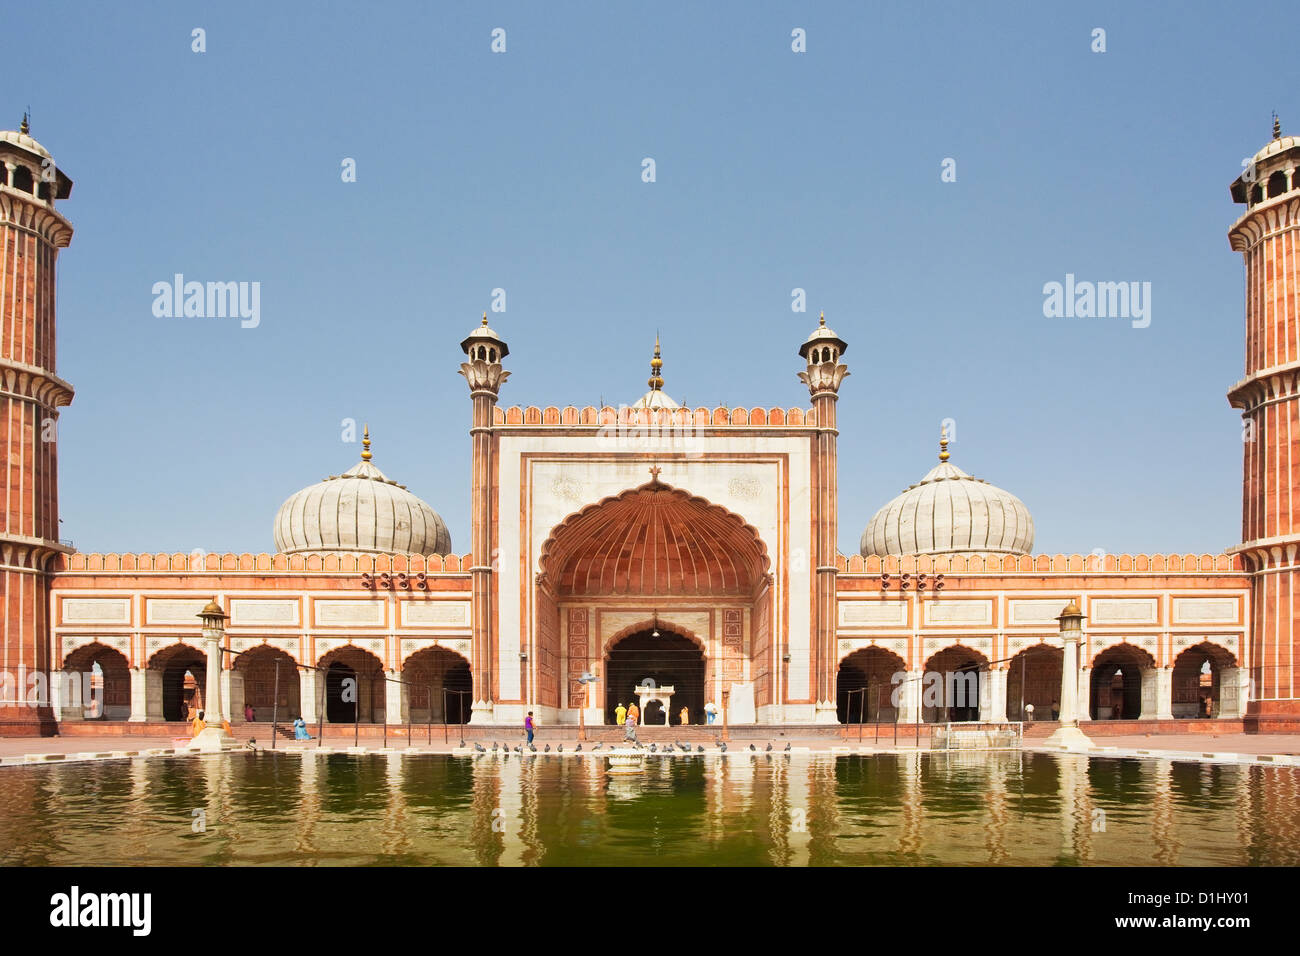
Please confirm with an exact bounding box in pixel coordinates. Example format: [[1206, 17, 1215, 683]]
[[647, 334, 664, 391], [19, 111, 29, 135], [818, 310, 826, 328], [1274, 112, 1282, 140], [481, 311, 489, 327], [361, 424, 372, 461], [939, 424, 950, 462]]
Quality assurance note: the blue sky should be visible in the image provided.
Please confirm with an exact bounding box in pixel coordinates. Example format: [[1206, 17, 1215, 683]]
[[4, 1, 1294, 557]]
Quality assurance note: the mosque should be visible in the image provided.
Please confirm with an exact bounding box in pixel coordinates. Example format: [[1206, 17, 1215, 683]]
[[2, 116, 1299, 737]]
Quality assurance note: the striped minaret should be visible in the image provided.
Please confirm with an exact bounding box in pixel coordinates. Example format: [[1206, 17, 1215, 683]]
[[798, 311, 849, 723], [1228, 116, 1300, 730], [459, 314, 509, 722], [0, 116, 74, 736]]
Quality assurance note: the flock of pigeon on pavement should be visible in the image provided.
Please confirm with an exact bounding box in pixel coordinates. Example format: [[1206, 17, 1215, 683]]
[[465, 739, 794, 757]]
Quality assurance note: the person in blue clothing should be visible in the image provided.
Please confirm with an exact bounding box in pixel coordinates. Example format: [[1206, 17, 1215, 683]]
[[524, 711, 535, 745], [293, 716, 312, 740]]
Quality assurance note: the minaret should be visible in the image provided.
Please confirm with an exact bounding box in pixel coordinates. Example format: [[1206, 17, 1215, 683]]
[[0, 117, 74, 736], [798, 311, 849, 722], [1228, 117, 1300, 729], [459, 313, 509, 722]]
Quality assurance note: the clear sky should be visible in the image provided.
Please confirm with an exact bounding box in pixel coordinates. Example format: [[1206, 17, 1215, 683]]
[[4, 1, 1294, 557]]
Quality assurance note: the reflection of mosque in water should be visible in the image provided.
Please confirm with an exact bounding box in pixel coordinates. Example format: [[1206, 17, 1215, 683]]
[[2, 754, 1297, 866]]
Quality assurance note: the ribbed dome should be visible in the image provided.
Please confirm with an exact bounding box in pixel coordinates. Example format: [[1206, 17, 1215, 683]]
[[860, 440, 1033, 558], [273, 432, 451, 556]]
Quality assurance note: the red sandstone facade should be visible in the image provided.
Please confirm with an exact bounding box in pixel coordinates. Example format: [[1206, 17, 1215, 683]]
[[0, 123, 1294, 734]]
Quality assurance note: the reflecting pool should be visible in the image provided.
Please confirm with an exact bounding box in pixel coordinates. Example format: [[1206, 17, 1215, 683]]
[[0, 751, 1296, 866]]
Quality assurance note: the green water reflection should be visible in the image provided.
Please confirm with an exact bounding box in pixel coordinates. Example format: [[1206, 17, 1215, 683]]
[[0, 751, 1296, 866]]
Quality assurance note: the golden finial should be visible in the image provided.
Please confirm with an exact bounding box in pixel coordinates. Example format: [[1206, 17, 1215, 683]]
[[19, 111, 29, 135], [1274, 112, 1282, 140], [361, 424, 372, 461], [481, 311, 489, 327], [818, 310, 826, 327], [647, 334, 664, 391], [939, 424, 950, 462]]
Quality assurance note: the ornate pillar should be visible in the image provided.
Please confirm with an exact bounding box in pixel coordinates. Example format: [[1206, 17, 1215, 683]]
[[1044, 600, 1094, 750], [299, 668, 319, 724], [128, 668, 148, 722], [798, 312, 849, 723], [986, 667, 1008, 722], [191, 599, 234, 751], [459, 315, 509, 723]]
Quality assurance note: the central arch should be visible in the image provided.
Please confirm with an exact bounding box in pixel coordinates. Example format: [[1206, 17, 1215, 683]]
[[604, 628, 705, 725], [536, 476, 773, 720]]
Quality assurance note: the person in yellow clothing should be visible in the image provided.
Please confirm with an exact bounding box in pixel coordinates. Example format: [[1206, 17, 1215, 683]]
[[679, 706, 689, 725], [190, 710, 206, 737], [615, 702, 627, 726]]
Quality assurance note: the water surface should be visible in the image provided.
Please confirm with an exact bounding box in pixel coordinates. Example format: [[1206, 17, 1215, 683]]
[[0, 751, 1295, 866]]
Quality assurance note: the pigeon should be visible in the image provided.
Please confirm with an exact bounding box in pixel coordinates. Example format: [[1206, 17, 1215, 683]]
[[544, 744, 551, 753], [650, 743, 658, 753], [765, 743, 773, 752], [492, 741, 499, 752], [459, 739, 467, 748], [575, 744, 582, 752], [474, 742, 486, 753], [697, 744, 704, 753], [749, 744, 756, 752], [514, 744, 522, 753], [592, 743, 603, 751], [556, 744, 563, 753], [529, 743, 537, 752], [784, 742, 791, 752], [719, 742, 728, 752]]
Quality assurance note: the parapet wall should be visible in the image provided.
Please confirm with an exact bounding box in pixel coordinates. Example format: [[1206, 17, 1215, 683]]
[[494, 404, 817, 427], [58, 552, 473, 574], [837, 552, 1242, 574]]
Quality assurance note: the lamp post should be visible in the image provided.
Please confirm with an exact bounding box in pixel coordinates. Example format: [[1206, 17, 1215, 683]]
[[576, 670, 600, 741], [1043, 599, 1094, 751], [190, 598, 235, 752]]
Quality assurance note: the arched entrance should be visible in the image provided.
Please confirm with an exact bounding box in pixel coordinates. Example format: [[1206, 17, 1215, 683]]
[[1172, 642, 1236, 718], [320, 646, 384, 723], [62, 643, 130, 720], [149, 643, 207, 721], [1090, 644, 1151, 719], [537, 476, 772, 720], [404, 647, 472, 723], [923, 645, 987, 722], [234, 645, 299, 721], [1006, 644, 1063, 721], [837, 647, 905, 723], [605, 629, 705, 725]]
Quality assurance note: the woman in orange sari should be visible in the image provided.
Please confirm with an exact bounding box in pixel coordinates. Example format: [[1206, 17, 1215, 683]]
[[191, 710, 206, 737]]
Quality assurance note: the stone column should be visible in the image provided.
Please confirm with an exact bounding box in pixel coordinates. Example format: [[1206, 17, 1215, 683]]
[[129, 668, 148, 722], [1076, 665, 1092, 722], [1220, 666, 1249, 718], [986, 667, 1008, 722], [224, 670, 244, 723], [386, 669, 404, 725], [899, 670, 922, 724], [1155, 666, 1173, 720], [300, 668, 319, 724], [144, 669, 164, 720]]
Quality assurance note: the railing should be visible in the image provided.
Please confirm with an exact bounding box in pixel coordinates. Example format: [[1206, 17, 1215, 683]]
[[931, 721, 1023, 750]]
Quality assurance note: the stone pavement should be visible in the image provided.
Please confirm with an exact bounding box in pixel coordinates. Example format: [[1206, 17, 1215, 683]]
[[1, 731, 1298, 767]]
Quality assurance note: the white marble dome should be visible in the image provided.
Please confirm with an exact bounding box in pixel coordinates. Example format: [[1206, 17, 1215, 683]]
[[860, 437, 1033, 558], [273, 432, 452, 556]]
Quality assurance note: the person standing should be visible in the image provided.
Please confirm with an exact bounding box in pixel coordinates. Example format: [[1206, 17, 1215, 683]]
[[615, 702, 627, 726], [679, 705, 689, 725], [705, 700, 717, 725], [624, 703, 639, 744], [525, 711, 535, 746]]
